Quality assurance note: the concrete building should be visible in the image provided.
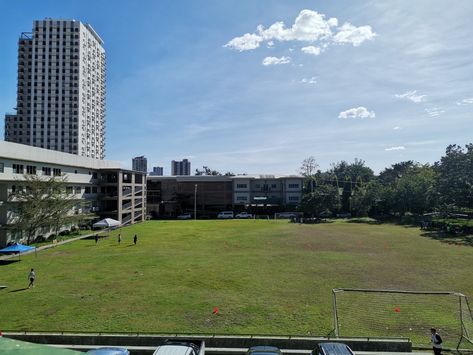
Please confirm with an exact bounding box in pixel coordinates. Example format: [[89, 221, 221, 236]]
[[171, 159, 191, 176], [149, 166, 163, 176], [0, 141, 146, 247], [146, 174, 303, 218], [4, 19, 106, 159], [132, 156, 147, 174]]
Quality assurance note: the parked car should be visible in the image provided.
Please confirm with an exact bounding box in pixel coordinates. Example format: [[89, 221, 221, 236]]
[[217, 211, 234, 219], [87, 347, 130, 355], [177, 213, 192, 220], [277, 212, 297, 219], [247, 346, 282, 355], [235, 212, 253, 219], [153, 339, 205, 355], [311, 342, 354, 355]]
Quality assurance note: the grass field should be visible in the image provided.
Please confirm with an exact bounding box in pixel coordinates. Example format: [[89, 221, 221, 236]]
[[0, 220, 472, 347]]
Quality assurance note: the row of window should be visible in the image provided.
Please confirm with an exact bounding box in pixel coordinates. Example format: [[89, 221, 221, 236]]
[[235, 183, 300, 189], [11, 164, 61, 176]]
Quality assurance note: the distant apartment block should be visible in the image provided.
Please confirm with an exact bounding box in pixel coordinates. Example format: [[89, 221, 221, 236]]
[[4, 19, 106, 159], [0, 141, 146, 247], [171, 159, 191, 176], [132, 156, 147, 174], [149, 166, 163, 176]]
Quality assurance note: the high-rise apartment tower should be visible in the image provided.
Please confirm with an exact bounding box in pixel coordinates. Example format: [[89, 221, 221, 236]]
[[171, 159, 191, 176], [4, 19, 106, 159], [132, 156, 147, 174]]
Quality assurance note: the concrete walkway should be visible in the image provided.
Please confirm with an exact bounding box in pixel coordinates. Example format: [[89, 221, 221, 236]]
[[0, 231, 106, 261]]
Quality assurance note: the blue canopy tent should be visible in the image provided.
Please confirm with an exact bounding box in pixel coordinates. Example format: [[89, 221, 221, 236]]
[[0, 243, 35, 260]]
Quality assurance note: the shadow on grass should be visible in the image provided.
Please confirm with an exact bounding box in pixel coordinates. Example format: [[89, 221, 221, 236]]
[[0, 259, 20, 266], [420, 230, 473, 247], [9, 287, 29, 293], [346, 218, 382, 225]]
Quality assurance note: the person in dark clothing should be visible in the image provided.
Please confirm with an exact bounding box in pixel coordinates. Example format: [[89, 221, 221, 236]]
[[133, 234, 137, 245], [95, 234, 98, 244], [430, 328, 442, 355]]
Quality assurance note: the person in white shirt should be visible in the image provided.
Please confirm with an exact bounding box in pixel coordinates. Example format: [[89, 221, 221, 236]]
[[28, 268, 35, 288]]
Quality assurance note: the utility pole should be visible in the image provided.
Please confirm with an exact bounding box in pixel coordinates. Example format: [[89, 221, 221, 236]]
[[194, 184, 197, 220]]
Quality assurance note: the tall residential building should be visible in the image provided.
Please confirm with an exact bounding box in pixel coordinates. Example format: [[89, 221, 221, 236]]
[[171, 159, 191, 176], [132, 156, 147, 174], [149, 166, 163, 176], [4, 19, 106, 159]]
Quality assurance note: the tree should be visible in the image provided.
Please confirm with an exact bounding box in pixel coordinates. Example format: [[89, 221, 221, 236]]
[[300, 184, 341, 217], [195, 166, 222, 176], [8, 175, 92, 244], [329, 159, 374, 211], [350, 181, 382, 216], [433, 144, 473, 209], [299, 156, 319, 177]]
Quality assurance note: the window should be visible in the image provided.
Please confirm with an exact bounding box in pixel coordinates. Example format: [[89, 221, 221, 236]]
[[13, 164, 24, 174], [26, 165, 37, 175], [288, 183, 300, 189], [0, 163, 4, 173], [288, 196, 300, 201], [92, 172, 97, 179], [236, 183, 247, 189], [66, 186, 73, 193], [236, 196, 247, 201], [53, 168, 61, 176], [92, 186, 97, 193], [85, 186, 91, 194], [271, 184, 278, 189], [74, 186, 81, 194]]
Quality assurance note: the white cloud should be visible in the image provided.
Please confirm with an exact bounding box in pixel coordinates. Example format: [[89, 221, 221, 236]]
[[224, 9, 376, 53], [224, 33, 263, 51], [262, 56, 291, 66], [267, 41, 274, 48], [385, 146, 405, 151], [425, 106, 445, 118], [393, 126, 401, 130], [338, 106, 375, 119], [394, 90, 426, 103], [300, 76, 317, 84], [457, 97, 473, 105], [332, 23, 376, 46], [301, 46, 322, 56]]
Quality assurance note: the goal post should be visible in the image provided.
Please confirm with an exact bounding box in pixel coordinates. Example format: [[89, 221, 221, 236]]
[[332, 288, 473, 350]]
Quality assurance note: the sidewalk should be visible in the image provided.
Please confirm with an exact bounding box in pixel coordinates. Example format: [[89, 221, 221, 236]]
[[0, 231, 106, 261]]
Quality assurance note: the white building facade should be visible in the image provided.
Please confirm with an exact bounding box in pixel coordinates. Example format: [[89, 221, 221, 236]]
[[4, 19, 106, 159], [0, 141, 145, 247]]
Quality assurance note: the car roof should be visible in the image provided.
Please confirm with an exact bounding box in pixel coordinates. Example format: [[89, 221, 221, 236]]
[[248, 346, 281, 354], [317, 343, 353, 355], [87, 348, 129, 355], [154, 344, 195, 355]]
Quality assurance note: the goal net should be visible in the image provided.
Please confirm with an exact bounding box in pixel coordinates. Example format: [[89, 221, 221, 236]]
[[332, 288, 473, 350]]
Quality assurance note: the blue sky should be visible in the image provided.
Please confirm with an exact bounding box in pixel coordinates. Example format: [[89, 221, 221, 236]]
[[1, 0, 472, 174]]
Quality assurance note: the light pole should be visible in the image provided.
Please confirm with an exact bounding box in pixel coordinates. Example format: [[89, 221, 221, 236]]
[[194, 184, 197, 220]]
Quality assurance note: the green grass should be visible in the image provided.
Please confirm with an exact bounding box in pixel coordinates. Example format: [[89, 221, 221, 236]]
[[0, 220, 472, 347]]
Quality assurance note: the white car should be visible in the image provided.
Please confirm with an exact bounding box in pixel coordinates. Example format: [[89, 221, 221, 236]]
[[153, 340, 205, 355], [177, 213, 192, 220], [217, 211, 234, 219], [235, 212, 253, 219]]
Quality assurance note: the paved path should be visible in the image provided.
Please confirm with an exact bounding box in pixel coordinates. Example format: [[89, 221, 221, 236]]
[[0, 231, 106, 261]]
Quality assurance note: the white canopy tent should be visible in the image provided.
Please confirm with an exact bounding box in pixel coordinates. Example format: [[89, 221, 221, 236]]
[[93, 218, 121, 229]]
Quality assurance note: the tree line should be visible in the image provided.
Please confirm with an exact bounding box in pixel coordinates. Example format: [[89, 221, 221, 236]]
[[299, 144, 473, 218]]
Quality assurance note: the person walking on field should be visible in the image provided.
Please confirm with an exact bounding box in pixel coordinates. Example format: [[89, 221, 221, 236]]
[[28, 268, 36, 288], [133, 234, 137, 245], [118, 233, 121, 244], [95, 234, 98, 244], [430, 328, 442, 355]]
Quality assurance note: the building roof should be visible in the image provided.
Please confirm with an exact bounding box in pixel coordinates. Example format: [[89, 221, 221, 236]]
[[0, 141, 121, 170]]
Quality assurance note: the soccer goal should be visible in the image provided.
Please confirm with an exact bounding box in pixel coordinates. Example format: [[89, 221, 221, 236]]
[[332, 288, 473, 350]]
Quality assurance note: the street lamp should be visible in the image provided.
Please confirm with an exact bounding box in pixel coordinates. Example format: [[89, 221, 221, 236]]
[[194, 184, 197, 220]]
